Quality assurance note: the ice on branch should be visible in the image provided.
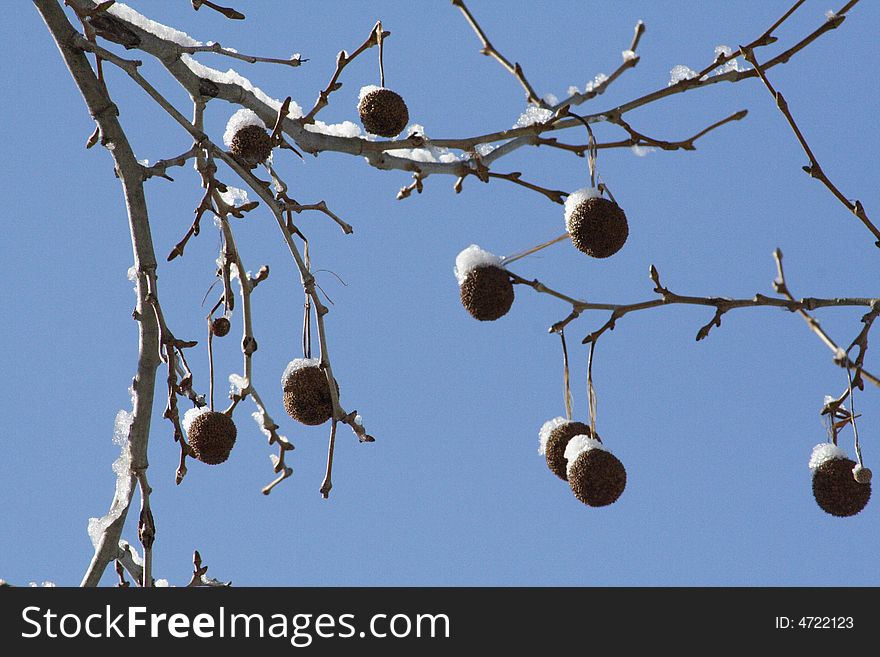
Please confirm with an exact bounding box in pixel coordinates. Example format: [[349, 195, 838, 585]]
[[631, 145, 656, 157], [252, 410, 285, 446], [808, 443, 848, 472], [206, 42, 237, 54], [108, 2, 202, 47], [668, 64, 699, 85], [29, 581, 57, 587], [712, 46, 741, 74], [543, 93, 559, 106], [514, 105, 554, 128], [219, 186, 250, 207], [564, 435, 608, 475], [825, 10, 837, 21], [155, 579, 171, 587], [622, 49, 638, 62], [454, 245, 503, 285], [568, 72, 610, 97], [86, 396, 136, 549], [386, 147, 457, 164], [223, 109, 265, 147], [382, 124, 458, 164], [564, 187, 602, 229], [304, 121, 362, 138], [354, 414, 364, 427], [406, 124, 426, 138], [229, 373, 248, 396], [461, 143, 497, 161], [539, 416, 567, 455], [587, 73, 609, 92], [181, 55, 303, 116]]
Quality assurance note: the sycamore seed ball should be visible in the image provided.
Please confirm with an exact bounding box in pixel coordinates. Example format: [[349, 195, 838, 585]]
[[187, 411, 237, 465], [543, 421, 595, 481], [211, 317, 231, 337], [230, 124, 272, 167], [282, 360, 335, 426], [358, 86, 409, 138], [812, 458, 871, 517], [564, 188, 629, 258], [564, 437, 626, 507], [460, 266, 515, 321]]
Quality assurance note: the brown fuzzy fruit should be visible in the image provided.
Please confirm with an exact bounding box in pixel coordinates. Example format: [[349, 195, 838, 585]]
[[812, 458, 871, 517], [211, 317, 231, 337], [568, 448, 626, 507], [283, 364, 335, 426], [188, 411, 237, 465], [460, 265, 514, 321], [229, 124, 272, 166], [358, 88, 409, 138], [567, 197, 629, 258], [544, 422, 595, 481]]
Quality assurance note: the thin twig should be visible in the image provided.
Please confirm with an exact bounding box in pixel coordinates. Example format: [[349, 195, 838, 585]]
[[180, 42, 304, 67], [773, 249, 880, 387], [301, 21, 389, 125], [319, 420, 338, 498], [452, 0, 543, 106], [191, 0, 245, 21], [742, 44, 879, 244]]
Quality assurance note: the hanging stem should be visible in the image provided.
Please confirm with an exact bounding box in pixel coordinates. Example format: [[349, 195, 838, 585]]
[[566, 111, 598, 188], [207, 322, 215, 411], [376, 20, 385, 87], [302, 240, 312, 359], [501, 232, 569, 267], [587, 340, 598, 434], [845, 361, 863, 467], [559, 329, 573, 421]]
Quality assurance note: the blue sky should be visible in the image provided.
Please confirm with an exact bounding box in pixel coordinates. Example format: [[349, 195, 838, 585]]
[[3, 0, 878, 586]]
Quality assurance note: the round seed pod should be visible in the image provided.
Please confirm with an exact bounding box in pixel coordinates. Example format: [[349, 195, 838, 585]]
[[565, 194, 628, 259], [282, 361, 335, 426], [566, 439, 626, 507], [229, 124, 272, 166], [540, 420, 595, 481], [211, 317, 231, 337], [460, 266, 514, 321], [187, 411, 237, 465], [358, 87, 409, 138], [813, 457, 871, 517]]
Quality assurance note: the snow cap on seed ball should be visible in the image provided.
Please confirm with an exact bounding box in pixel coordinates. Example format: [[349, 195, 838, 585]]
[[223, 108, 266, 148], [808, 442, 848, 472], [282, 357, 321, 385], [454, 245, 504, 285], [564, 187, 602, 231], [564, 434, 608, 475], [358, 85, 383, 104], [539, 416, 568, 455], [182, 405, 211, 433]]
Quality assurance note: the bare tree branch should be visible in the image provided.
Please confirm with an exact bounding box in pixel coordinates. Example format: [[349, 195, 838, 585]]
[[34, 0, 163, 587]]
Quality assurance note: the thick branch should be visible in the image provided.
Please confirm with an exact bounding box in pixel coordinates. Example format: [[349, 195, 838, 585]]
[[35, 0, 162, 587]]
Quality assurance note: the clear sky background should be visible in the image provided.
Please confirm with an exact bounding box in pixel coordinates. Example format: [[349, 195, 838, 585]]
[[3, 0, 878, 586]]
